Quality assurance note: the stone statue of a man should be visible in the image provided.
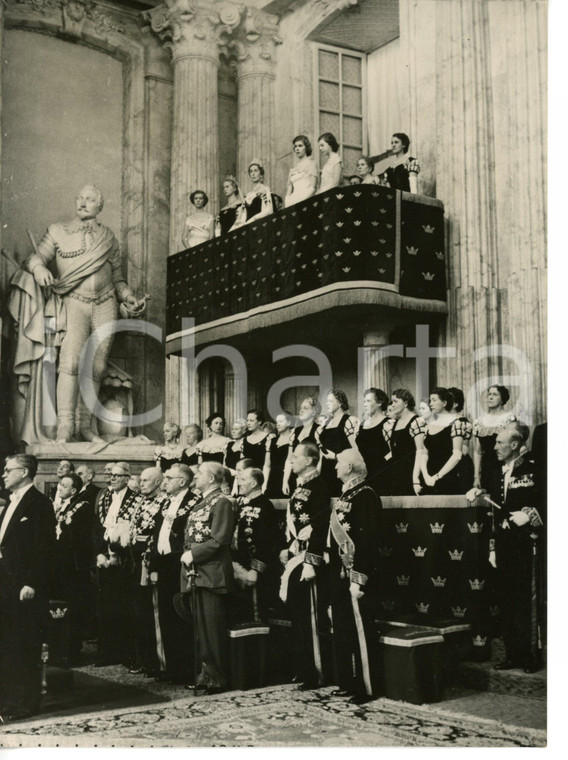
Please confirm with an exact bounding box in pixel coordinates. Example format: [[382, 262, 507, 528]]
[[19, 184, 144, 443]]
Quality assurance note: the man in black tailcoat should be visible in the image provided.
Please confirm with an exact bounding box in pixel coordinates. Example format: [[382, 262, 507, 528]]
[[0, 454, 55, 721], [329, 449, 381, 703], [93, 461, 139, 666], [75, 463, 101, 513], [52, 472, 93, 663], [492, 421, 544, 673], [279, 441, 331, 690], [148, 463, 197, 684]]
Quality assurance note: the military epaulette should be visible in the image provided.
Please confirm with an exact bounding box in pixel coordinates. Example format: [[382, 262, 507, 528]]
[[292, 487, 310, 502]]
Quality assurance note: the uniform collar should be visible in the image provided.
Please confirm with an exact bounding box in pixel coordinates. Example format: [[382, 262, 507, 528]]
[[341, 474, 366, 493], [242, 488, 262, 504], [298, 469, 318, 486]]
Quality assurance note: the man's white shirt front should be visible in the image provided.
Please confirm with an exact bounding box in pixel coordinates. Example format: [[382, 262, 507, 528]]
[[104, 487, 127, 530], [157, 488, 189, 555], [0, 483, 34, 544]]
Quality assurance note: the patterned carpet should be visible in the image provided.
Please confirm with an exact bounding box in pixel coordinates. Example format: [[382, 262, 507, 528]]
[[0, 682, 546, 748]]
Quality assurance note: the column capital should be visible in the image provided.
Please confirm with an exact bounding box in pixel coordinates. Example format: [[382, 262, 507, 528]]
[[145, 1, 245, 65], [229, 7, 282, 79]]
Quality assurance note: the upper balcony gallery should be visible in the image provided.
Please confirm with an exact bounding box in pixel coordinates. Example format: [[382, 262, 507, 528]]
[[166, 185, 447, 348]]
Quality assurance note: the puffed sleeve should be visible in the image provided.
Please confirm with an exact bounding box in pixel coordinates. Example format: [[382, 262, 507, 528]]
[[409, 416, 427, 438], [345, 416, 360, 438], [451, 418, 469, 438]]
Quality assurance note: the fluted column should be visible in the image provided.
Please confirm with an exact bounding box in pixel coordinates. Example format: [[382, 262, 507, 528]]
[[224, 366, 247, 427], [147, 1, 243, 254], [147, 1, 243, 426], [434, 0, 500, 416], [356, 327, 393, 419], [232, 8, 281, 185]]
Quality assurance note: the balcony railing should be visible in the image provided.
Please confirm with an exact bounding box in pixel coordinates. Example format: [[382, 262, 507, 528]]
[[166, 185, 446, 341]]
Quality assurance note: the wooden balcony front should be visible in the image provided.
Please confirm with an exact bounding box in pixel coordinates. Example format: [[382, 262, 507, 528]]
[[166, 185, 447, 353]]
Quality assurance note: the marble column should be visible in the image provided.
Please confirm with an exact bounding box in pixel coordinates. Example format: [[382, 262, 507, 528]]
[[233, 8, 281, 186], [434, 0, 500, 419], [146, 1, 243, 425], [434, 0, 546, 424], [224, 366, 247, 427], [357, 327, 393, 420]]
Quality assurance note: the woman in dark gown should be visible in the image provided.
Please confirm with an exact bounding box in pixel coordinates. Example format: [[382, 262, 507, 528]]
[[420, 388, 466, 495], [197, 413, 232, 464], [223, 418, 247, 492], [448, 387, 474, 491], [473, 385, 516, 494], [218, 176, 244, 235], [316, 389, 359, 497], [283, 396, 321, 495], [382, 132, 420, 193], [385, 388, 426, 496], [154, 422, 184, 473], [242, 409, 271, 472], [265, 413, 294, 498], [355, 387, 391, 494]]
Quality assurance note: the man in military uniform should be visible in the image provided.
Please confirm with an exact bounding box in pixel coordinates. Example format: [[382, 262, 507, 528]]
[[231, 466, 279, 622], [493, 421, 544, 673], [181, 462, 234, 695], [128, 467, 167, 676], [330, 449, 381, 703], [279, 441, 331, 690]]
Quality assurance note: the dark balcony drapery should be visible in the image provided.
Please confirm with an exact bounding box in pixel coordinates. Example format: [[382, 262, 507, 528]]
[[167, 185, 446, 337]]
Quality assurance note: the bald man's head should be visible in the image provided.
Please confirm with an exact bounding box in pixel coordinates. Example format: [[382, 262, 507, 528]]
[[139, 467, 163, 497]]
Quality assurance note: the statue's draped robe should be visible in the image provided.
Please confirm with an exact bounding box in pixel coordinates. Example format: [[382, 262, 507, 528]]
[[8, 224, 119, 444]]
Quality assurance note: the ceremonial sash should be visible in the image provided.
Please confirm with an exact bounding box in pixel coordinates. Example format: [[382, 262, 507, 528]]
[[278, 551, 305, 603], [330, 504, 356, 573], [351, 595, 373, 696]]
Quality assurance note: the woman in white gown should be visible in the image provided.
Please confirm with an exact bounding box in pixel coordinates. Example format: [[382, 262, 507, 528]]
[[182, 189, 214, 249], [284, 135, 319, 207], [317, 132, 343, 193]]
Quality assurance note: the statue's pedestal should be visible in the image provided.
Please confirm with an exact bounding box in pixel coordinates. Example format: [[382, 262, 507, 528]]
[[26, 439, 157, 495]]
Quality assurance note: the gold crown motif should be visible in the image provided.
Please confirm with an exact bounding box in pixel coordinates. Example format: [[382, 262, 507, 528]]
[[397, 574, 410, 586], [430, 522, 445, 534], [379, 546, 393, 557], [381, 600, 395, 611], [50, 607, 68, 619], [406, 246, 419, 255], [430, 576, 447, 588], [469, 578, 485, 591], [395, 522, 409, 534], [472, 635, 487, 647], [489, 605, 500, 616], [415, 602, 430, 614], [452, 606, 467, 618], [412, 546, 427, 557], [467, 521, 484, 534], [422, 271, 435, 281], [435, 251, 444, 259], [449, 549, 464, 561], [422, 225, 435, 234]]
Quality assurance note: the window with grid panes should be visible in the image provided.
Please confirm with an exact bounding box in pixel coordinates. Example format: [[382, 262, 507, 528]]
[[316, 45, 366, 174]]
